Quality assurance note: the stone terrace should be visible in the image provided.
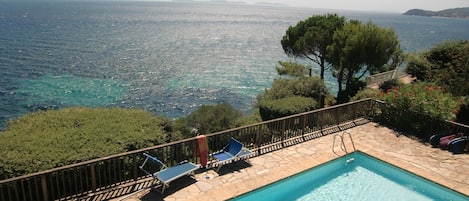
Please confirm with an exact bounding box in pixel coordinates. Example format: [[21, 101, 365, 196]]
[[116, 122, 469, 201]]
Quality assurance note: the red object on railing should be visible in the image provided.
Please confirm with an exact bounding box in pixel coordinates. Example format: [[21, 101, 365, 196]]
[[196, 135, 209, 167]]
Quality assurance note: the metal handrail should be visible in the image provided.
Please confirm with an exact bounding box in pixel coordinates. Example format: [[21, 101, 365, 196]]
[[332, 131, 356, 155]]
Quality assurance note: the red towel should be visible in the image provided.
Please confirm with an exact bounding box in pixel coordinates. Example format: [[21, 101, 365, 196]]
[[197, 135, 209, 153], [197, 135, 209, 167]]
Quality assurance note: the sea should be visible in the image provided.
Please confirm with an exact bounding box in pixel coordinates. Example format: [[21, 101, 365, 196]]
[[1, 1, 468, 129]]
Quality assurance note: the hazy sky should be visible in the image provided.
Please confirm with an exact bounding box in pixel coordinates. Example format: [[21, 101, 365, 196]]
[[10, 0, 469, 13], [207, 0, 469, 13]]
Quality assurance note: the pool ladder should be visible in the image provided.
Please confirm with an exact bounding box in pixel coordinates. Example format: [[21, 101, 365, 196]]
[[332, 131, 356, 156]]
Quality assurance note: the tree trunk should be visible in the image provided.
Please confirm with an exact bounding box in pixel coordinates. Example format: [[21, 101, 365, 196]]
[[336, 63, 345, 103], [320, 56, 325, 80], [319, 56, 326, 107]]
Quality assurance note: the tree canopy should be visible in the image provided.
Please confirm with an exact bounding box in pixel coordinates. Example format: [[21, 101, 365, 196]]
[[281, 13, 345, 83], [282, 14, 401, 104], [275, 61, 310, 77], [327, 20, 401, 103], [406, 40, 469, 97]]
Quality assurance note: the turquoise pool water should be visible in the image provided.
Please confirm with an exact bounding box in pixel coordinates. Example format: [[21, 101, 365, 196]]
[[231, 151, 468, 201]]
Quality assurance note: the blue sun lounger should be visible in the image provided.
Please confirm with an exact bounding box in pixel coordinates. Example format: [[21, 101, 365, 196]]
[[139, 153, 199, 193], [210, 137, 253, 171]]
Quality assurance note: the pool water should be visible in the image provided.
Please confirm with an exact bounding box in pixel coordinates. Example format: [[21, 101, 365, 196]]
[[231, 151, 468, 201]]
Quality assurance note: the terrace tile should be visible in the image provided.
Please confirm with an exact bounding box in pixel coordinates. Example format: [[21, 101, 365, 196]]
[[115, 122, 469, 201]]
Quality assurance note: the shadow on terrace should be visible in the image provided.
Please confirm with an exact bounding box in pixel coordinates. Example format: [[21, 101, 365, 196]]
[[1, 99, 468, 201]]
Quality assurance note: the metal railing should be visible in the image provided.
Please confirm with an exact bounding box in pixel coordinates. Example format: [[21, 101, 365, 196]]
[[1, 99, 467, 201], [365, 69, 408, 87], [332, 131, 356, 155]]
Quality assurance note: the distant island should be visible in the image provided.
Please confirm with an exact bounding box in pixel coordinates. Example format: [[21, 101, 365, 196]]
[[403, 7, 469, 19]]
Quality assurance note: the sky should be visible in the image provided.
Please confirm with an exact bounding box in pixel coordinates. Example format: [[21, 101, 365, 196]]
[[199, 0, 469, 13], [8, 0, 469, 13]]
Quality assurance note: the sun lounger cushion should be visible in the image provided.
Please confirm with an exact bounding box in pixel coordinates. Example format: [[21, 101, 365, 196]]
[[154, 161, 199, 183], [213, 151, 235, 162], [213, 138, 243, 161], [210, 137, 252, 171], [439, 133, 463, 149], [449, 136, 469, 154], [140, 153, 199, 193]]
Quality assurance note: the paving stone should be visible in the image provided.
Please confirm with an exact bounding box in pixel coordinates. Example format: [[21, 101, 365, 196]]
[[195, 181, 212, 192]]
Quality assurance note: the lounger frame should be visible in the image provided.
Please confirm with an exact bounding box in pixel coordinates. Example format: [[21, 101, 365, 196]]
[[139, 153, 199, 193], [210, 137, 253, 171]]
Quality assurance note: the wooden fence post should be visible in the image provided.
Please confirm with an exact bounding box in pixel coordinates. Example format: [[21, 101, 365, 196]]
[[90, 164, 96, 193], [40, 175, 48, 201]]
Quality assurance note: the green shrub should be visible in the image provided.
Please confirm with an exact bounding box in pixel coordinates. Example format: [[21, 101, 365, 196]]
[[184, 103, 243, 135], [259, 96, 318, 120], [0, 107, 173, 179], [379, 79, 402, 92], [260, 76, 328, 101], [351, 88, 379, 101], [380, 82, 460, 120], [236, 108, 263, 126], [406, 40, 469, 97], [256, 75, 328, 120], [405, 53, 431, 80], [455, 98, 469, 125]]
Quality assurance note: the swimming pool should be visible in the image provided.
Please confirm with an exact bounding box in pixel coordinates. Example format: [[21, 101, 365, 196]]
[[230, 151, 468, 201]]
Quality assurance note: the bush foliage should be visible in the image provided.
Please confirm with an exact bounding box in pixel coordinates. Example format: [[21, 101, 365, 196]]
[[350, 88, 379, 101], [456, 99, 469, 125], [379, 79, 402, 92], [379, 82, 461, 121], [256, 69, 328, 121], [261, 76, 328, 101], [406, 40, 469, 97], [0, 107, 175, 179], [182, 103, 243, 135], [259, 96, 318, 120]]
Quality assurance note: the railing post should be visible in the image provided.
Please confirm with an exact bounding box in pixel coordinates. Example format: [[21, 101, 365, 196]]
[[40, 175, 48, 201], [281, 120, 286, 147], [302, 114, 307, 140], [336, 107, 340, 126], [133, 155, 139, 181], [90, 164, 97, 193], [319, 110, 324, 136], [256, 125, 262, 155]]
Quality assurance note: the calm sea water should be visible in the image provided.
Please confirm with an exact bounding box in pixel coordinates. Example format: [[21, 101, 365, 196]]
[[1, 1, 468, 129]]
